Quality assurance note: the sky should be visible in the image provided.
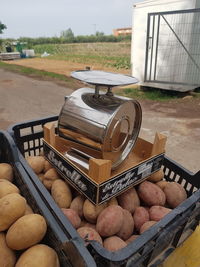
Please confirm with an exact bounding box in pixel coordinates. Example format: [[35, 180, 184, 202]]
[[0, 0, 143, 39]]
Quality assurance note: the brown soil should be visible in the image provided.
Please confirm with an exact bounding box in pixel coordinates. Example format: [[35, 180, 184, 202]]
[[5, 58, 130, 76]]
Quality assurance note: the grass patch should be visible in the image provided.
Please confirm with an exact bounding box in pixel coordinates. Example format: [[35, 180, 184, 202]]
[[33, 42, 131, 71], [0, 61, 80, 89], [47, 54, 131, 70], [116, 87, 180, 101]]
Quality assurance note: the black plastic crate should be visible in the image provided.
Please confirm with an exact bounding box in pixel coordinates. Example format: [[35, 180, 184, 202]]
[[0, 130, 96, 267], [8, 116, 200, 267]]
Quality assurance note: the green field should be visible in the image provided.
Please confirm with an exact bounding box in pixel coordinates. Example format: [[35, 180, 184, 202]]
[[33, 42, 131, 70]]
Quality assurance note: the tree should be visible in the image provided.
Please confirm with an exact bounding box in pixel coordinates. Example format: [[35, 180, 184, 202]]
[[60, 28, 74, 39], [0, 21, 7, 34], [95, 31, 104, 37]]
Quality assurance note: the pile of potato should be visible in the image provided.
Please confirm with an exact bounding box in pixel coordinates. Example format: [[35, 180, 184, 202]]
[[0, 162, 60, 267], [27, 156, 188, 252]]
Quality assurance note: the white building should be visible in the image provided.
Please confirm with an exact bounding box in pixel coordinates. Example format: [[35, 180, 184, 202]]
[[131, 0, 200, 91]]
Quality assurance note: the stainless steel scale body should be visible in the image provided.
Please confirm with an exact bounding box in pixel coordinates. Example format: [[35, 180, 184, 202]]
[[58, 70, 142, 170]]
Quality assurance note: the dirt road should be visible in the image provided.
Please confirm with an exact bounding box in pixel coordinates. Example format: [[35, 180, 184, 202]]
[[0, 68, 199, 173]]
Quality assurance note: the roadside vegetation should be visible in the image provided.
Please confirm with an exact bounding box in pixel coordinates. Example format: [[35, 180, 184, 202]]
[[116, 87, 181, 102], [0, 61, 82, 89], [1, 30, 199, 101]]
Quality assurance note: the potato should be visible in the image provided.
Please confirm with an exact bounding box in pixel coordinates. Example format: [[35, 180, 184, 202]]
[[103, 236, 127, 252], [96, 205, 124, 237], [164, 182, 187, 208], [44, 168, 60, 180], [24, 204, 34, 215], [107, 197, 118, 206], [44, 160, 52, 172], [83, 199, 107, 223], [0, 178, 11, 183], [80, 220, 96, 230], [0, 193, 26, 231], [43, 179, 54, 190], [6, 214, 47, 250], [77, 226, 103, 245], [0, 180, 19, 198], [15, 244, 60, 267], [70, 195, 85, 218], [156, 181, 168, 190], [26, 156, 45, 174], [117, 209, 134, 240], [43, 168, 60, 190], [137, 181, 166, 206], [117, 187, 140, 214], [148, 169, 164, 182], [125, 234, 140, 244], [0, 163, 14, 182], [149, 206, 172, 221], [140, 221, 157, 234], [39, 150, 44, 156], [0, 232, 16, 267], [37, 173, 45, 182], [133, 206, 150, 231], [61, 208, 81, 229], [51, 179, 72, 208]]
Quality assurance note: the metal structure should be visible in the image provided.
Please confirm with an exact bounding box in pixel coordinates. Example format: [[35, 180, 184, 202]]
[[144, 8, 200, 86], [58, 70, 142, 170]]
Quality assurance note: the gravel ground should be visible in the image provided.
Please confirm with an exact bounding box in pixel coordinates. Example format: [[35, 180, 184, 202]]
[[0, 68, 199, 173]]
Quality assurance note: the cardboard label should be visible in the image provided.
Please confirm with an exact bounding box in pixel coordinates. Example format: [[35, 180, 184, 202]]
[[98, 154, 164, 203], [43, 141, 98, 203], [43, 140, 164, 204]]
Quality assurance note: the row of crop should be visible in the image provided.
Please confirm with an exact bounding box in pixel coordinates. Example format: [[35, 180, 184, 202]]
[[33, 42, 131, 56]]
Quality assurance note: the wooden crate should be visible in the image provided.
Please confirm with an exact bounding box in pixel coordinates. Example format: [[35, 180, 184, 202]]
[[43, 122, 167, 204]]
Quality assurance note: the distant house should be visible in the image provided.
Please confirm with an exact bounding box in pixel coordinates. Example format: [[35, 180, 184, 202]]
[[113, 27, 132, 37]]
